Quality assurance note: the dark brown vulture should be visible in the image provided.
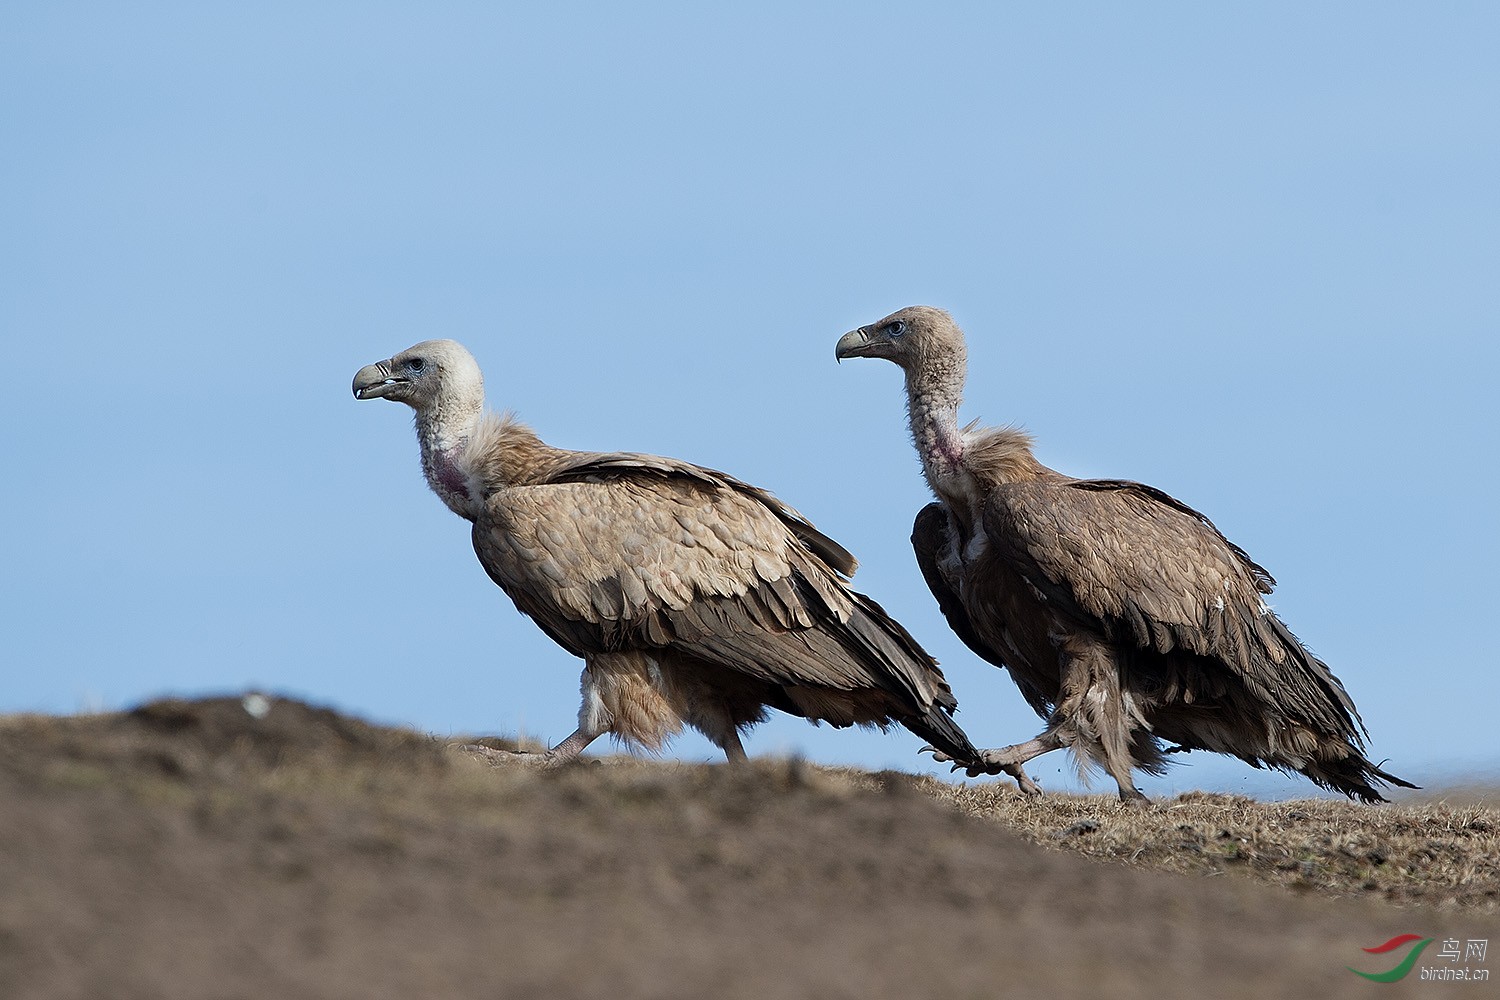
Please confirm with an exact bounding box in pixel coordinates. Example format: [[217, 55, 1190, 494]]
[[353, 338, 978, 767], [836, 306, 1414, 802]]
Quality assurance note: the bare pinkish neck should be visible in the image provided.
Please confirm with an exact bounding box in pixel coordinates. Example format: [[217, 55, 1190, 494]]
[[906, 366, 966, 482], [414, 395, 483, 519]]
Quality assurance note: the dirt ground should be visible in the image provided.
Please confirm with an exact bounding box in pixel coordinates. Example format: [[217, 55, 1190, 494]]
[[2, 694, 1496, 1000]]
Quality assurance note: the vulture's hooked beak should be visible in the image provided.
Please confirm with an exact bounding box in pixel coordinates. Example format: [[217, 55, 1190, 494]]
[[835, 327, 880, 361], [352, 360, 404, 400]]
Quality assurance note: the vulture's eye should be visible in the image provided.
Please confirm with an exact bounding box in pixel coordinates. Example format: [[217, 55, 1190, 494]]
[[404, 358, 426, 374], [888, 320, 907, 338]]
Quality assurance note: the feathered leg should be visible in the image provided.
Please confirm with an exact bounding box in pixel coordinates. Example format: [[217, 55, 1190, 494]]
[[965, 641, 1152, 802], [470, 653, 682, 765], [1053, 639, 1150, 802], [656, 652, 769, 764]]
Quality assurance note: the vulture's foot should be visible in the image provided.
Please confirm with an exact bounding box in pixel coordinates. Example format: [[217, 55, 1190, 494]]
[[961, 736, 1063, 783], [457, 727, 598, 767], [455, 743, 535, 763], [968, 741, 1048, 771], [453, 743, 583, 768], [921, 744, 1043, 796], [1116, 786, 1152, 807], [1006, 766, 1044, 797], [970, 760, 1043, 796], [965, 754, 1045, 795]]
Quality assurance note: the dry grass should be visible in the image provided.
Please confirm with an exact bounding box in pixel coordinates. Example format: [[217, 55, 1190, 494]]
[[856, 774, 1500, 912]]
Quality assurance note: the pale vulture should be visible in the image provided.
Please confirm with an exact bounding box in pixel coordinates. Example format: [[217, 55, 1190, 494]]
[[353, 339, 979, 766], [836, 306, 1414, 802]]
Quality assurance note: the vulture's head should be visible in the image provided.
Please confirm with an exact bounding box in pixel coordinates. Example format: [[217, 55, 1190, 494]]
[[352, 339, 484, 413], [835, 306, 966, 374]]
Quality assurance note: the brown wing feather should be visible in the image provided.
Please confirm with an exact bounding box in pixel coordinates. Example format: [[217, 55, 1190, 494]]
[[471, 466, 957, 721], [546, 451, 858, 577], [982, 479, 1364, 739], [1068, 479, 1275, 593]]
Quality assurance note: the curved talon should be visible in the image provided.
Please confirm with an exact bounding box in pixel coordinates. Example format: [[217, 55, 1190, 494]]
[[922, 745, 963, 765], [1008, 767, 1044, 797]]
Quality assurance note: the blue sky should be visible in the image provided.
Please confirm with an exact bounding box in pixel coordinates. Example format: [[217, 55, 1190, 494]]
[[5, 3, 1496, 797]]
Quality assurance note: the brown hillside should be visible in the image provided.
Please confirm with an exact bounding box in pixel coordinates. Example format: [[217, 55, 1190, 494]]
[[1, 695, 1495, 1000]]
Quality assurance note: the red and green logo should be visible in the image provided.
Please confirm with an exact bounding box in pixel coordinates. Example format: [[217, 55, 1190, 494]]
[[1348, 934, 1435, 982]]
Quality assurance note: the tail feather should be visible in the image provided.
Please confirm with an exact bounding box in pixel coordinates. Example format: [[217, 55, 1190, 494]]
[[843, 592, 958, 708], [837, 591, 979, 766], [903, 704, 981, 767], [1304, 754, 1419, 804]]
